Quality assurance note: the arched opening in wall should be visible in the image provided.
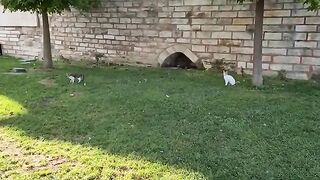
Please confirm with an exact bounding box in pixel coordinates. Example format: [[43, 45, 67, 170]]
[[161, 52, 197, 69]]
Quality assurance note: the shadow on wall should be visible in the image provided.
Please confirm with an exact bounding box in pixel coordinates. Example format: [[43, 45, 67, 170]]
[[161, 52, 198, 69]]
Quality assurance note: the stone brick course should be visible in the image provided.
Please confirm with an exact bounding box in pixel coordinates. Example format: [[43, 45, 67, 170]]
[[0, 0, 320, 79]]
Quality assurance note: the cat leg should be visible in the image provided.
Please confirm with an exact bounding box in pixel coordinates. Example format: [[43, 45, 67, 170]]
[[77, 77, 82, 83], [69, 77, 75, 84]]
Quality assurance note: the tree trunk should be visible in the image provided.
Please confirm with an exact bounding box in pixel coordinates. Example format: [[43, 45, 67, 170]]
[[42, 11, 53, 69], [252, 0, 264, 87]]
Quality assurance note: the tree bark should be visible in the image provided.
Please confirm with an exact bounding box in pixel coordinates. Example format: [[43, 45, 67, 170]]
[[252, 0, 264, 87], [42, 11, 53, 69]]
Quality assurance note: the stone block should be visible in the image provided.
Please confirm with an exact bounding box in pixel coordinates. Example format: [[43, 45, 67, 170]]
[[207, 46, 230, 53], [283, 33, 307, 41], [192, 19, 217, 24], [261, 56, 271, 62], [175, 6, 192, 11], [294, 65, 310, 72], [307, 33, 320, 41], [159, 31, 172, 37], [296, 25, 317, 32], [75, 23, 86, 27], [173, 12, 185, 17], [264, 18, 282, 24], [192, 45, 206, 52], [197, 32, 211, 38], [212, 32, 232, 39], [232, 32, 252, 40], [237, 61, 246, 68], [120, 18, 131, 23], [231, 47, 253, 54], [131, 30, 143, 36], [169, 0, 183, 6], [263, 48, 287, 55], [225, 25, 247, 31], [306, 17, 320, 24], [201, 25, 223, 31], [237, 54, 252, 62], [264, 33, 282, 40], [214, 53, 236, 60], [212, 0, 227, 5], [202, 39, 218, 45], [264, 10, 291, 17], [103, 35, 115, 39], [302, 57, 320, 65], [124, 2, 133, 7], [283, 17, 305, 24], [212, 11, 237, 17], [295, 41, 317, 48], [9, 38, 19, 42], [184, 0, 212, 5], [108, 29, 120, 35], [292, 9, 317, 17], [233, 18, 253, 24], [132, 18, 144, 23], [263, 71, 278, 77], [264, 25, 295, 32], [219, 39, 241, 46], [269, 41, 294, 48], [270, 64, 293, 71], [286, 72, 309, 80], [217, 18, 232, 25], [273, 56, 301, 64], [288, 49, 312, 56], [314, 50, 320, 56], [171, 18, 189, 24], [200, 6, 219, 11]]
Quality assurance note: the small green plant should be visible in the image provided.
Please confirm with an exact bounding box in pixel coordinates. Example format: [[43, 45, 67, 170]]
[[57, 55, 71, 64], [94, 52, 104, 66], [210, 59, 236, 73], [278, 69, 287, 81], [311, 71, 320, 82], [211, 59, 224, 72]]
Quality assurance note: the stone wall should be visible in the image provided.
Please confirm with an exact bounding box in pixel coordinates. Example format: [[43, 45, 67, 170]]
[[0, 27, 42, 58], [1, 0, 320, 79]]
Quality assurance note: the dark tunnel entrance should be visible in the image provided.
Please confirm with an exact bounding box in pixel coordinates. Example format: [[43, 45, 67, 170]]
[[161, 52, 198, 69]]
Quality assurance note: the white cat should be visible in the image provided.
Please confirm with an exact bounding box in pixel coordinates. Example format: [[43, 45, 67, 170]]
[[223, 71, 236, 86], [68, 75, 75, 84], [66, 73, 85, 85]]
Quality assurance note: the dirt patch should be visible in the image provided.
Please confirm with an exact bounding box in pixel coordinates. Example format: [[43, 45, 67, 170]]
[[69, 91, 84, 98], [38, 78, 57, 88], [0, 134, 77, 178], [1, 72, 27, 75]]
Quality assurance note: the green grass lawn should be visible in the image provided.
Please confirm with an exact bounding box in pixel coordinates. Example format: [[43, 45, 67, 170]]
[[0, 56, 319, 179]]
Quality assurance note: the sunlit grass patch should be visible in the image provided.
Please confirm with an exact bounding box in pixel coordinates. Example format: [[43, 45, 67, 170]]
[[0, 95, 27, 119], [0, 127, 204, 179]]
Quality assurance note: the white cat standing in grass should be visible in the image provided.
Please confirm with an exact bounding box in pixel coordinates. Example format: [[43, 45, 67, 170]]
[[67, 73, 86, 86], [223, 71, 236, 86]]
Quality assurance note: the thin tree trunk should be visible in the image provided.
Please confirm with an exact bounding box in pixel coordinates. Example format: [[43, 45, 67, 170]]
[[252, 0, 264, 87], [42, 11, 53, 69]]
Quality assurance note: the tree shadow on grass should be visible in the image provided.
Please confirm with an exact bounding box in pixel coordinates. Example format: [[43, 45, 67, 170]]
[[1, 67, 320, 179]]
